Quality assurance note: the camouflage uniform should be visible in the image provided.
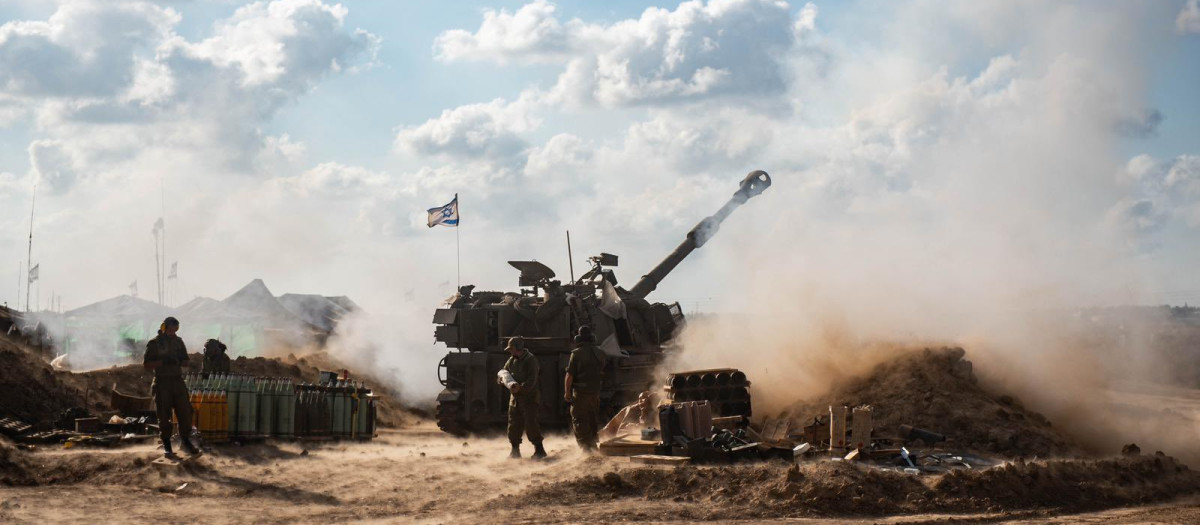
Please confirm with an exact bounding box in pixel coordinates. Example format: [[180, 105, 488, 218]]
[[566, 343, 607, 449], [502, 350, 542, 446], [144, 332, 192, 449]]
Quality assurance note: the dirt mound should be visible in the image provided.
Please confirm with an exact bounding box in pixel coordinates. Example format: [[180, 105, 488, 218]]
[[0, 438, 35, 486], [0, 336, 416, 429], [0, 445, 164, 488], [513, 455, 1200, 518], [785, 347, 1078, 457], [512, 461, 921, 518], [0, 339, 86, 427], [933, 454, 1200, 511]]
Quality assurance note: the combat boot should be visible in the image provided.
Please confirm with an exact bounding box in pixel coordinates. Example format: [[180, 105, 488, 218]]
[[509, 440, 521, 459], [180, 436, 201, 456], [162, 438, 175, 458], [531, 440, 547, 460]]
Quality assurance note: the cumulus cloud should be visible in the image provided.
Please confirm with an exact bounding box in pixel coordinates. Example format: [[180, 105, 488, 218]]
[[525, 133, 592, 177], [438, 0, 802, 107], [286, 161, 389, 197], [624, 108, 773, 172], [1114, 107, 1163, 138], [394, 93, 540, 163], [0, 0, 378, 171], [434, 0, 568, 63], [27, 140, 80, 195], [0, 1, 178, 98], [1179, 0, 1200, 34], [188, 0, 379, 88], [1115, 154, 1200, 234]]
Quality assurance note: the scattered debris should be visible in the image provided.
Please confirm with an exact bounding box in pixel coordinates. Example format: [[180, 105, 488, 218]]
[[74, 417, 99, 433], [0, 418, 31, 438], [110, 385, 152, 415], [49, 353, 69, 371], [898, 424, 945, 445], [630, 455, 690, 466], [151, 454, 196, 469], [598, 434, 659, 456], [791, 442, 812, 464]]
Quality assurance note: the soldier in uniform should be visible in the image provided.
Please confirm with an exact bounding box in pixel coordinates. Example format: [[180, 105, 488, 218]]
[[143, 316, 200, 457], [501, 336, 546, 459], [564, 325, 607, 451], [202, 339, 231, 376]]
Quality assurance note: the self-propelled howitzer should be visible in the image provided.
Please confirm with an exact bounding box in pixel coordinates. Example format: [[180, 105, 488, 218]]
[[431, 170, 772, 435]]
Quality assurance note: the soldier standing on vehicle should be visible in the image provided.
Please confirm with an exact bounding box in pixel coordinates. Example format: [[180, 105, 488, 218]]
[[500, 336, 546, 459], [564, 325, 607, 451], [143, 316, 200, 457]]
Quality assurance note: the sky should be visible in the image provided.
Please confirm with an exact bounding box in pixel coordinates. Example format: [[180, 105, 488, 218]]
[[1, 0, 1199, 318]]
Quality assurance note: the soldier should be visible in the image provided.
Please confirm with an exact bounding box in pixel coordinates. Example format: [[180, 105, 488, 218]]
[[564, 325, 607, 451], [202, 339, 231, 376], [143, 316, 200, 457], [501, 336, 546, 459]]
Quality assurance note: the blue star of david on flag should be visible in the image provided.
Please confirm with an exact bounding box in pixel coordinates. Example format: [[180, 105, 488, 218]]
[[427, 194, 459, 228]]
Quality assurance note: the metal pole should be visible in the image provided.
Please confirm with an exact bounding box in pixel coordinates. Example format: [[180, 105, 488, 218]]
[[455, 193, 460, 289], [154, 229, 161, 304], [25, 178, 37, 312], [456, 224, 460, 288], [62, 295, 67, 353], [566, 230, 575, 283], [161, 177, 166, 307]]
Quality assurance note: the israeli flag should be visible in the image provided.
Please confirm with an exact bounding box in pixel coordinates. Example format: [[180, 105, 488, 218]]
[[427, 195, 459, 228]]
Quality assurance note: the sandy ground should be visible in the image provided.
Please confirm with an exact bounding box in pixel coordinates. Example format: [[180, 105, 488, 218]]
[[1, 422, 1198, 525]]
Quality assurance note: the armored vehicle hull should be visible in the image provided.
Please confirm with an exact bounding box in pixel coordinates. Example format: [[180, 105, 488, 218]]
[[433, 170, 771, 435]]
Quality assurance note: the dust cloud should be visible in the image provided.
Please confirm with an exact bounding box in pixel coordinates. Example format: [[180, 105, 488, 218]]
[[664, 3, 1198, 459], [323, 304, 446, 408]]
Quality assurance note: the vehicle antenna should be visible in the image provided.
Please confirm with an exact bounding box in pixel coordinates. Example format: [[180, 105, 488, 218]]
[[566, 230, 575, 283]]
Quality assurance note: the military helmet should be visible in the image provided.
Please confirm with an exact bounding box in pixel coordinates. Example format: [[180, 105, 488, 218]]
[[574, 325, 595, 344]]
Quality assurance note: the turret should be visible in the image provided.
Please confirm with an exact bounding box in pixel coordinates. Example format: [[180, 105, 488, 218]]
[[627, 170, 771, 299]]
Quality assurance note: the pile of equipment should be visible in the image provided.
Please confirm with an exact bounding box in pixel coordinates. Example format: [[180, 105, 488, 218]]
[[183, 372, 375, 442], [664, 368, 752, 418], [294, 379, 376, 440], [596, 368, 760, 463]]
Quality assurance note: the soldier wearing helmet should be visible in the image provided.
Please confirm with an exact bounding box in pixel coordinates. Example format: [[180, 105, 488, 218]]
[[500, 336, 545, 459]]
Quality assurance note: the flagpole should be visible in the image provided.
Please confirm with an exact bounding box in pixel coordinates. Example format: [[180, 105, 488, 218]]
[[160, 176, 166, 307], [153, 228, 161, 305], [455, 193, 460, 289], [25, 177, 37, 312]]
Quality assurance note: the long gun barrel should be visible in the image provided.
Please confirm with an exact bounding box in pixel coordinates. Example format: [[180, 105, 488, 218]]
[[627, 170, 772, 299]]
